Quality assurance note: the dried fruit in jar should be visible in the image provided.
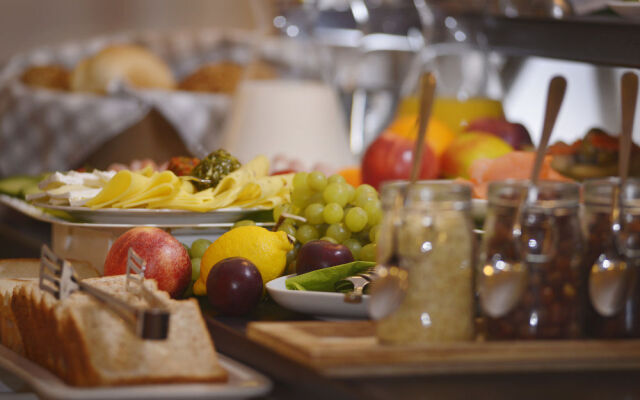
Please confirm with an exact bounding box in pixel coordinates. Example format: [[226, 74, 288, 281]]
[[190, 149, 241, 191]]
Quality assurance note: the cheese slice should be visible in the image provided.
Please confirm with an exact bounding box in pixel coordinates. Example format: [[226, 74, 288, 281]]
[[84, 171, 149, 209], [81, 155, 291, 212], [113, 171, 181, 208]]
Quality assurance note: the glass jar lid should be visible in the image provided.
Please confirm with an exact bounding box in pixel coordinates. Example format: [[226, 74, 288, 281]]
[[488, 180, 580, 209], [584, 177, 640, 209], [380, 180, 471, 211]]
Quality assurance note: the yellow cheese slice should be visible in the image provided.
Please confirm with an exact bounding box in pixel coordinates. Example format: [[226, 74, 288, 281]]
[[113, 171, 181, 208], [85, 171, 149, 209], [211, 155, 269, 197], [232, 174, 293, 208]]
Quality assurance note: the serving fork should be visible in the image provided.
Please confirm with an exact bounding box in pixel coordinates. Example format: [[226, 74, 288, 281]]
[[39, 245, 170, 340], [335, 267, 378, 304]]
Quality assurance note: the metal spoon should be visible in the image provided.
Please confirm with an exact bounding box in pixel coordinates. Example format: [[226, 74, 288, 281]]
[[589, 71, 638, 317], [368, 72, 436, 320], [478, 76, 567, 318]]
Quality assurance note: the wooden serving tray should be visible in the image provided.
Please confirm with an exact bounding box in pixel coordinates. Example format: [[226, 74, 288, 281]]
[[246, 320, 640, 378]]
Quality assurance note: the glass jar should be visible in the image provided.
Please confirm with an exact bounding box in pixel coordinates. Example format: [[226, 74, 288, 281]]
[[583, 178, 640, 338], [478, 180, 584, 340], [375, 181, 475, 344]]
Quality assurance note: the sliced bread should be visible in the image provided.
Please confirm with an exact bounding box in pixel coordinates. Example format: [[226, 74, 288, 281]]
[[7, 275, 227, 386]]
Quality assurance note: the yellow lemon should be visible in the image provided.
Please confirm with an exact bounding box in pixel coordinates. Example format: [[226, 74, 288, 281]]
[[193, 226, 293, 295]]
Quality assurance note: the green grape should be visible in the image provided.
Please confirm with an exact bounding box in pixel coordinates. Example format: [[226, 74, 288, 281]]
[[304, 203, 325, 225], [292, 186, 312, 208], [286, 248, 297, 266], [323, 182, 350, 207], [273, 203, 291, 222], [369, 224, 381, 243], [278, 222, 297, 237], [356, 228, 371, 243], [343, 183, 356, 203], [322, 202, 344, 224], [189, 238, 212, 259], [326, 223, 350, 243], [342, 238, 362, 259], [360, 243, 377, 262], [233, 219, 256, 228], [191, 258, 201, 281], [362, 199, 382, 226], [320, 236, 338, 244], [355, 191, 378, 208], [345, 207, 368, 232], [282, 217, 297, 226], [327, 174, 346, 185], [308, 192, 325, 205], [308, 171, 328, 191], [355, 184, 377, 198], [296, 224, 320, 244], [293, 172, 310, 190]]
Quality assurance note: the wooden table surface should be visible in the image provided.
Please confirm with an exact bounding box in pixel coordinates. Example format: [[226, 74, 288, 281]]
[[206, 312, 640, 400]]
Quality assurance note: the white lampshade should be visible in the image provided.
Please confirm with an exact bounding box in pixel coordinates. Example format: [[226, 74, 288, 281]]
[[219, 79, 356, 171]]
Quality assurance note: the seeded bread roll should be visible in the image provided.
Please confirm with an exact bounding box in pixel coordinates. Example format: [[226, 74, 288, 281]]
[[6, 275, 227, 386], [71, 44, 176, 94]]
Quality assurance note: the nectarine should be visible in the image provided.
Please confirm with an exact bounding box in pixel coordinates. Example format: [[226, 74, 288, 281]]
[[441, 132, 513, 179], [104, 227, 191, 298]]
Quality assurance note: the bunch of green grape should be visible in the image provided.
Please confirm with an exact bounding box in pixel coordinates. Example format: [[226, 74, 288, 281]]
[[273, 172, 381, 262]]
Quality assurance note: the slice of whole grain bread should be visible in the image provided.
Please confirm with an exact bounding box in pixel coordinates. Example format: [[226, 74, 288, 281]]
[[7, 275, 227, 386]]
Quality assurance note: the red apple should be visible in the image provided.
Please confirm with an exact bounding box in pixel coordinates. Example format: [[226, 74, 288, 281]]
[[465, 117, 533, 150], [104, 227, 191, 298], [361, 132, 440, 190]]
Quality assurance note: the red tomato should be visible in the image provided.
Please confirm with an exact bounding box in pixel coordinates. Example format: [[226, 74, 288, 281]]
[[271, 169, 296, 176], [361, 132, 440, 190]]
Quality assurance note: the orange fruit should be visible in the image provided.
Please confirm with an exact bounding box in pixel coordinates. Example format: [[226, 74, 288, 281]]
[[396, 96, 505, 134], [338, 167, 362, 187], [387, 115, 456, 157]]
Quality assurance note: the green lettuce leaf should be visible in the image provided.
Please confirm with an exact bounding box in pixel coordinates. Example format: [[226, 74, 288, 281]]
[[285, 261, 375, 292]]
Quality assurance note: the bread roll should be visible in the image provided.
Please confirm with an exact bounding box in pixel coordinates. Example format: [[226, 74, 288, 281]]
[[178, 61, 244, 94], [21, 65, 70, 91], [71, 44, 176, 94]]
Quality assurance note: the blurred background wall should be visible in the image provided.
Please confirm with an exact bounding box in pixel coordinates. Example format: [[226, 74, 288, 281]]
[[0, 0, 256, 63]]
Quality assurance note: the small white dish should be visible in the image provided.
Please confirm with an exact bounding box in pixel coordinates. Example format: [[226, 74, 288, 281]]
[[266, 275, 370, 319], [609, 1, 640, 20]]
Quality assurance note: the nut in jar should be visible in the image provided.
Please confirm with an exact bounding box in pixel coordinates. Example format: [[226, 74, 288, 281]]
[[478, 180, 584, 340], [584, 178, 640, 338]]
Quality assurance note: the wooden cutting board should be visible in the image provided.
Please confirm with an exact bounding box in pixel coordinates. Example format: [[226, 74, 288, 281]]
[[246, 320, 640, 377]]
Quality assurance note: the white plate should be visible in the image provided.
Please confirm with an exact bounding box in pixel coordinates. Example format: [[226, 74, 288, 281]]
[[609, 1, 640, 19], [0, 195, 273, 228], [0, 344, 272, 400], [266, 274, 370, 319], [30, 200, 270, 226]]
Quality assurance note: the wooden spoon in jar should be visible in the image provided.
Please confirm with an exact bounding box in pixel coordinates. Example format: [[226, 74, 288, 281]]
[[478, 76, 567, 318], [589, 71, 638, 317], [368, 72, 436, 320]]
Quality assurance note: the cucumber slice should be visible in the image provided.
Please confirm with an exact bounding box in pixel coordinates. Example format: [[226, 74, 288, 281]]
[[0, 175, 42, 198]]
